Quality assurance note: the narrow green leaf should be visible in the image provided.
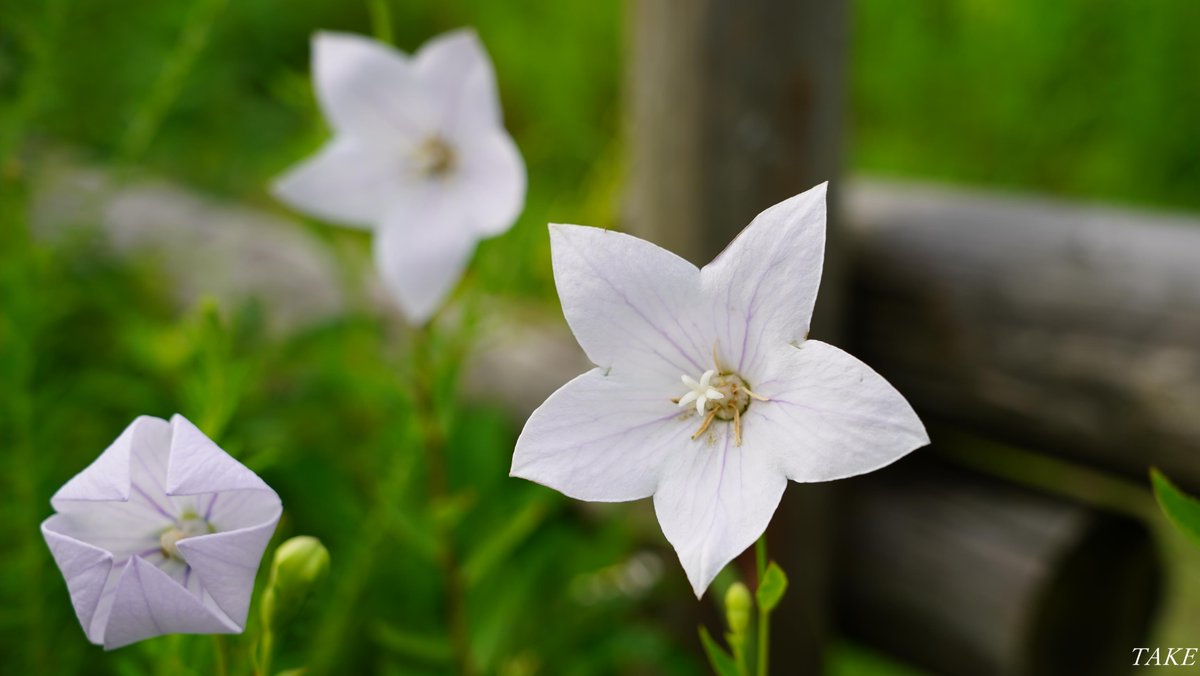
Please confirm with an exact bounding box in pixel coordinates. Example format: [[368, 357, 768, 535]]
[[463, 495, 551, 586], [370, 622, 453, 665], [699, 626, 740, 676], [1152, 468, 1200, 545], [755, 562, 788, 613]]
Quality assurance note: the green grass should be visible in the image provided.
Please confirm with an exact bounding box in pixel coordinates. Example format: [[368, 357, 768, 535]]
[[853, 0, 1200, 211]]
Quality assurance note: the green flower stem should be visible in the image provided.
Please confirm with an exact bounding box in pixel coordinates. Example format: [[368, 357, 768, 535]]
[[213, 634, 229, 676], [307, 432, 415, 671], [755, 536, 769, 676], [366, 0, 394, 44], [411, 323, 475, 676], [258, 630, 272, 676], [118, 0, 228, 165]]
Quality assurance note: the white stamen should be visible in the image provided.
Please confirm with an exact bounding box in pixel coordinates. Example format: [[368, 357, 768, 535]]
[[678, 369, 727, 415]]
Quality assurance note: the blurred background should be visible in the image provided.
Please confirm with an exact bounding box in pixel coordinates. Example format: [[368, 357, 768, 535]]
[[2, 0, 1199, 674]]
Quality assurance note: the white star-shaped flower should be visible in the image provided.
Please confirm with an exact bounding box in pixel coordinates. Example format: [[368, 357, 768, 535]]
[[272, 29, 526, 323], [41, 415, 281, 649], [511, 183, 928, 597]]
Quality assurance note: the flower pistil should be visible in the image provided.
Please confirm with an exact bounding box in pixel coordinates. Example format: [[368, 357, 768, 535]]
[[675, 349, 767, 446], [413, 135, 457, 179], [159, 510, 215, 561]]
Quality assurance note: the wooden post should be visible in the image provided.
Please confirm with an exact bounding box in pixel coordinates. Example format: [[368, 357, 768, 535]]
[[627, 0, 847, 671], [839, 460, 1161, 676], [845, 179, 1200, 490]]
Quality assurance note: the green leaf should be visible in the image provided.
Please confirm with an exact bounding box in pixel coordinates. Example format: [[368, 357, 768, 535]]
[[698, 626, 740, 676], [370, 622, 452, 665], [1152, 468, 1200, 545], [755, 562, 788, 613], [463, 495, 552, 586]]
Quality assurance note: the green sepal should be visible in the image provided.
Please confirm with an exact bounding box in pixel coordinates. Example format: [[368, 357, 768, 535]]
[[755, 562, 788, 613], [699, 626, 740, 676]]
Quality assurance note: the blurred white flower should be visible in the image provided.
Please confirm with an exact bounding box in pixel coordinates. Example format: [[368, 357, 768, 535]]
[[272, 29, 526, 323], [511, 183, 928, 597], [42, 415, 281, 649]]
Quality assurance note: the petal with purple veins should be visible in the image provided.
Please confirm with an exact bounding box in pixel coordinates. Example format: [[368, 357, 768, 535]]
[[749, 340, 928, 483], [512, 368, 693, 502], [700, 182, 827, 376], [653, 425, 787, 597], [549, 224, 708, 385]]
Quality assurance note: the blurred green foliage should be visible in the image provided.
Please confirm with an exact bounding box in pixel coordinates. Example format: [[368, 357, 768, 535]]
[[853, 0, 1200, 210], [3, 0, 1199, 674]]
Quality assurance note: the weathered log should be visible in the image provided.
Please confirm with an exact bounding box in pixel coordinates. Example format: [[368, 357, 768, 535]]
[[846, 180, 1200, 490], [839, 460, 1161, 676], [627, 0, 847, 670]]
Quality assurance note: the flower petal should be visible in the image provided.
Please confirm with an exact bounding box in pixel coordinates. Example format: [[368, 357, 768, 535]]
[[271, 138, 404, 228], [455, 129, 526, 236], [653, 425, 787, 597], [165, 415, 274, 495], [749, 340, 928, 482], [53, 415, 187, 530], [102, 556, 236, 650], [414, 28, 503, 136], [52, 416, 165, 504], [701, 182, 827, 376], [549, 224, 708, 385], [512, 368, 693, 502], [312, 31, 431, 142], [41, 521, 115, 645], [373, 191, 478, 323], [175, 503, 281, 629]]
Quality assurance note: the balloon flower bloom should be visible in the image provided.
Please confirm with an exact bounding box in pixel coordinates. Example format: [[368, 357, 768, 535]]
[[42, 415, 281, 649], [511, 183, 928, 596], [273, 29, 526, 323]]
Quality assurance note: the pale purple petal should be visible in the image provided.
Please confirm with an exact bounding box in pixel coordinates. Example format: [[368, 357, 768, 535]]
[[700, 182, 827, 377], [41, 523, 115, 645], [270, 137, 406, 228], [373, 191, 477, 323], [549, 224, 708, 386], [455, 129, 526, 236], [52, 416, 166, 503], [44, 414, 281, 649], [653, 425, 787, 597], [512, 368, 693, 502], [414, 28, 502, 137], [311, 31, 432, 143], [749, 340, 928, 482], [51, 416, 179, 542], [102, 557, 236, 650], [42, 506, 163, 561], [175, 509, 280, 628], [165, 415, 273, 495]]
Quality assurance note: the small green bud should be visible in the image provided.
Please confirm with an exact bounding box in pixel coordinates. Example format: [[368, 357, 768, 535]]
[[724, 582, 752, 635], [261, 536, 330, 629]]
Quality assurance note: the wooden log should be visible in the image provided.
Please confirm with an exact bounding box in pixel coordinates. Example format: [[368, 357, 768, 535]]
[[839, 460, 1161, 676], [845, 180, 1200, 490], [627, 0, 847, 670]]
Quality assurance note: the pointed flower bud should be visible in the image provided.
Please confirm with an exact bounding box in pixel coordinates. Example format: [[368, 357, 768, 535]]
[[724, 582, 753, 636], [262, 536, 330, 630]]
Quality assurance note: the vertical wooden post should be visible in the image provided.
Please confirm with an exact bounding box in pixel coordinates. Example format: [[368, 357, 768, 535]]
[[627, 0, 847, 671]]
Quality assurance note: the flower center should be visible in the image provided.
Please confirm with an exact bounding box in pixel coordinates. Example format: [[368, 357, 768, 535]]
[[413, 135, 456, 179], [675, 361, 766, 446], [159, 511, 213, 561]]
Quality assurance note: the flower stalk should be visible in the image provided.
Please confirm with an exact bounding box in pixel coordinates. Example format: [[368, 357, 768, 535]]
[[755, 537, 770, 676], [411, 323, 475, 676]]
